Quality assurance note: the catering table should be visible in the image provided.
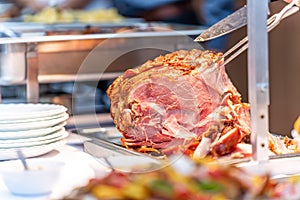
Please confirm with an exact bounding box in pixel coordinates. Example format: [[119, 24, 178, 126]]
[[0, 133, 111, 200]]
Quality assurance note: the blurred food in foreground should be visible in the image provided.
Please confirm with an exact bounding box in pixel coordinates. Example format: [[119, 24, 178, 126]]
[[63, 156, 300, 200], [24, 7, 124, 23]]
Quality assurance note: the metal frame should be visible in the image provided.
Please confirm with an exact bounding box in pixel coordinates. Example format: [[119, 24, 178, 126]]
[[247, 0, 270, 161], [25, 43, 39, 103]]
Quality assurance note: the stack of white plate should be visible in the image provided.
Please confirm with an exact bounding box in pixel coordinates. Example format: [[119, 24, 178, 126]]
[[0, 103, 69, 160]]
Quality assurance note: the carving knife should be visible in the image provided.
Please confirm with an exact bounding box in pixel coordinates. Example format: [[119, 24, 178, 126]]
[[194, 5, 247, 42], [194, 1, 282, 42]]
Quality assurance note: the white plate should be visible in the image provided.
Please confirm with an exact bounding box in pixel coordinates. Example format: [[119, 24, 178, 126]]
[[0, 128, 66, 144], [0, 112, 67, 124], [0, 140, 66, 161], [0, 103, 67, 121], [0, 113, 69, 131], [0, 131, 68, 149], [0, 122, 66, 139]]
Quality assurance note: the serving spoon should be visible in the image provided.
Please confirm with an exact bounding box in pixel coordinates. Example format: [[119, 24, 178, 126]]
[[16, 149, 29, 171]]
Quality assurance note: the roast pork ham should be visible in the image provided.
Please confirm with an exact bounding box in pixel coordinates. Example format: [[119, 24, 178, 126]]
[[107, 49, 250, 158]]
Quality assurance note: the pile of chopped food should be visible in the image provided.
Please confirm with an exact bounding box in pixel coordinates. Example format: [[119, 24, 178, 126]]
[[107, 49, 300, 159], [24, 7, 124, 23], [63, 158, 300, 200]]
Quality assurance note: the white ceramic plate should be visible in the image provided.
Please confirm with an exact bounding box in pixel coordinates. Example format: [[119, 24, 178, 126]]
[[0, 113, 69, 131], [0, 131, 68, 149], [0, 112, 67, 124], [0, 140, 66, 161], [0, 103, 67, 121], [0, 128, 66, 144], [0, 122, 66, 139]]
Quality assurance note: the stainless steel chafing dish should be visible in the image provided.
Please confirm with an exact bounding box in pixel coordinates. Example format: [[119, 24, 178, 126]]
[[0, 22, 205, 126]]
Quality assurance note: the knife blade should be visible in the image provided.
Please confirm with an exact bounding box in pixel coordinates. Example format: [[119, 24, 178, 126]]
[[194, 0, 283, 42], [194, 5, 247, 42]]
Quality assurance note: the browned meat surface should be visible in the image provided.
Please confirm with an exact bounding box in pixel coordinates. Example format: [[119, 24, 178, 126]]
[[107, 49, 250, 158]]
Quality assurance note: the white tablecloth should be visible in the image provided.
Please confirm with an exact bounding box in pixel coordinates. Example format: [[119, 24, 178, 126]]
[[0, 140, 110, 200]]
